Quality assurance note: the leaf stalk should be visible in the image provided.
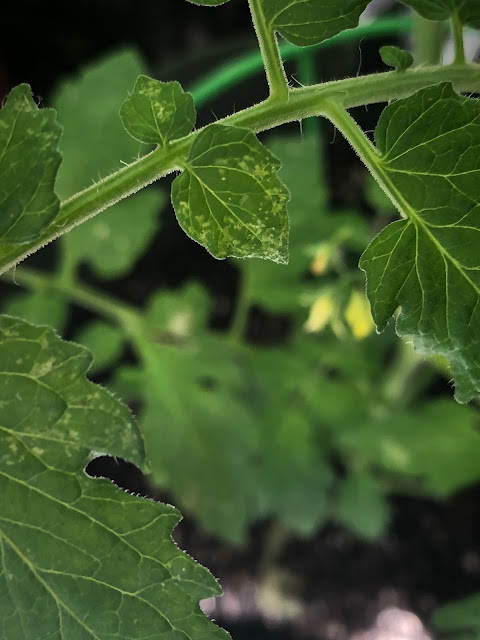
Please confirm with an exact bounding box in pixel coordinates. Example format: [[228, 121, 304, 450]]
[[247, 0, 289, 100]]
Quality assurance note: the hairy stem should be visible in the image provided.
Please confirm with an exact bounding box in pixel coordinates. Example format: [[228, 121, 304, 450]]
[[247, 0, 289, 100], [1, 63, 479, 276], [2, 266, 143, 340], [451, 11, 466, 64]]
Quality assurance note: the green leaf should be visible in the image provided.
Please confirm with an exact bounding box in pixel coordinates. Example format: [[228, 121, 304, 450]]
[[379, 45, 414, 71], [121, 76, 195, 146], [432, 592, 480, 633], [261, 0, 371, 46], [398, 0, 480, 28], [139, 337, 259, 544], [0, 84, 61, 244], [337, 400, 480, 496], [0, 314, 226, 639], [172, 123, 289, 263], [53, 50, 165, 278], [335, 472, 390, 540], [74, 320, 125, 375], [248, 347, 333, 536], [3, 291, 68, 332], [359, 83, 480, 402]]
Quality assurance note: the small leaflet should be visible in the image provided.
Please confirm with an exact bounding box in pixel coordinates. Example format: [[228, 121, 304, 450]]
[[0, 84, 61, 244], [121, 75, 196, 146], [260, 0, 371, 46], [379, 45, 414, 72], [398, 0, 480, 28], [172, 123, 290, 263], [359, 83, 480, 402], [0, 314, 227, 640]]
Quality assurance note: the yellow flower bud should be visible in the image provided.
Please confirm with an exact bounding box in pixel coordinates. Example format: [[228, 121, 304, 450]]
[[310, 244, 331, 276], [304, 292, 335, 333], [344, 290, 375, 339]]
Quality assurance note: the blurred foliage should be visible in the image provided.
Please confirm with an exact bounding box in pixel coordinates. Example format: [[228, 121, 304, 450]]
[[2, 49, 480, 548]]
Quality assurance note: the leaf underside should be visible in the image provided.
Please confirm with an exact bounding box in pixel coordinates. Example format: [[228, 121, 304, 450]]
[[172, 123, 290, 263], [360, 83, 480, 402], [399, 0, 480, 28], [0, 315, 227, 640], [0, 85, 61, 245], [262, 0, 371, 46]]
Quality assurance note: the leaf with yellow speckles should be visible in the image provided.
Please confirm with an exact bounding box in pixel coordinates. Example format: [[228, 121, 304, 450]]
[[120, 75, 196, 146], [0, 314, 227, 640], [172, 123, 290, 263]]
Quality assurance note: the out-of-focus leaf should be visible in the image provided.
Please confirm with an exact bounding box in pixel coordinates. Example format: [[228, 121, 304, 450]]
[[3, 291, 68, 332], [139, 336, 259, 544], [147, 281, 210, 340], [335, 472, 390, 540], [337, 400, 480, 495], [172, 123, 289, 263], [0, 314, 226, 640], [74, 320, 125, 375], [62, 190, 164, 278], [0, 85, 61, 246], [52, 49, 165, 278], [433, 592, 480, 635], [121, 76, 195, 145]]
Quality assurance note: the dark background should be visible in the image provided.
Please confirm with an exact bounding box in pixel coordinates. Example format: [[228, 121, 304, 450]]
[[1, 2, 480, 639]]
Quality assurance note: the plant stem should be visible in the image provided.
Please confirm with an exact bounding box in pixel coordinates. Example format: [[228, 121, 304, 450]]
[[412, 14, 445, 65], [451, 11, 466, 64], [2, 266, 143, 340], [247, 0, 289, 100], [1, 63, 479, 276], [229, 266, 251, 342], [381, 339, 427, 408]]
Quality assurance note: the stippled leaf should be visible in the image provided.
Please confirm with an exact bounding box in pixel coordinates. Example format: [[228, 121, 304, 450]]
[[0, 315, 227, 639], [398, 0, 480, 28], [0, 84, 61, 245], [53, 50, 165, 278], [379, 45, 414, 71], [121, 76, 195, 146], [359, 83, 480, 402], [172, 123, 289, 263]]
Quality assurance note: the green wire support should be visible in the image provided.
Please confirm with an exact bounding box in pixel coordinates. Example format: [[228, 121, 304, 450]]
[[190, 15, 414, 107]]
